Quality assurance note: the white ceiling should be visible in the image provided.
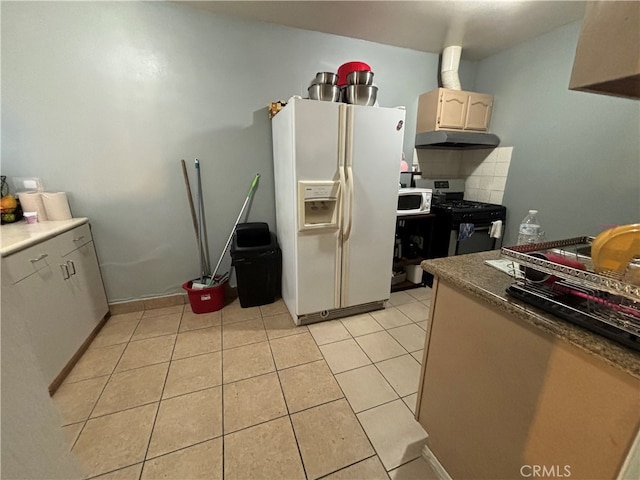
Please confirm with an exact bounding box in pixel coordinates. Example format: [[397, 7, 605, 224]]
[[181, 1, 587, 60]]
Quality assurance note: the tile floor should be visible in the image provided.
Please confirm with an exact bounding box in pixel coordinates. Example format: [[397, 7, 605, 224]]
[[53, 288, 440, 479]]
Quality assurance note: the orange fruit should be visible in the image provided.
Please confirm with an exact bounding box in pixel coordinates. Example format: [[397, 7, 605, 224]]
[[0, 194, 17, 212]]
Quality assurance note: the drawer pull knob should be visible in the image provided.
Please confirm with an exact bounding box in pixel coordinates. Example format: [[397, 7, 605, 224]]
[[30, 254, 48, 263], [66, 260, 76, 275], [73, 235, 85, 242], [60, 264, 70, 280]]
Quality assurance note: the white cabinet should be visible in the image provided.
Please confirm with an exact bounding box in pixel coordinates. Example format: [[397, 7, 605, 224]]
[[1, 222, 108, 389], [417, 88, 493, 133]]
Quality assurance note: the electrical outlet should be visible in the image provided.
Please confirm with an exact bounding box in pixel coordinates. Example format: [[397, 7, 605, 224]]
[[12, 177, 44, 192]]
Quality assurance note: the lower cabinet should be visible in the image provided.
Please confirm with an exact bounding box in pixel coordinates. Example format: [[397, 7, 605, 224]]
[[1, 223, 109, 387], [416, 279, 640, 479], [63, 241, 110, 327]]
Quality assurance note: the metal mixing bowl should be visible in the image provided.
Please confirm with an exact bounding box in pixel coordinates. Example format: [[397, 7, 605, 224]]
[[347, 70, 374, 85], [308, 83, 341, 102], [344, 85, 378, 106], [315, 72, 338, 85]]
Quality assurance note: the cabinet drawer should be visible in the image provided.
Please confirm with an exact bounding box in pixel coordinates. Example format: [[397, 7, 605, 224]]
[[56, 223, 92, 257], [2, 242, 54, 284]]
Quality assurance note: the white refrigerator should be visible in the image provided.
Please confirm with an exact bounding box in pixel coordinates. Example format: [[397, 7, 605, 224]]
[[272, 97, 406, 325]]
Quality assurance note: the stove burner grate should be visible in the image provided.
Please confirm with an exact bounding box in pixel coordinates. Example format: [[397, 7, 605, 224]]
[[432, 200, 497, 210]]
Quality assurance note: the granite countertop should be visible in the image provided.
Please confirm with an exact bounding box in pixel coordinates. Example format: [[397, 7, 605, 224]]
[[1, 218, 89, 257], [421, 250, 640, 379]]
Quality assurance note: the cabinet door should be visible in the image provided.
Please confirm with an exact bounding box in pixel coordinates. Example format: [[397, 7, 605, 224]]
[[465, 93, 493, 131], [437, 90, 468, 130], [10, 260, 78, 383], [3, 225, 109, 386], [62, 241, 109, 332]]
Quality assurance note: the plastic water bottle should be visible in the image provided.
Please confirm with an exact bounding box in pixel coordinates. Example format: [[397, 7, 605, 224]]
[[517, 210, 543, 245]]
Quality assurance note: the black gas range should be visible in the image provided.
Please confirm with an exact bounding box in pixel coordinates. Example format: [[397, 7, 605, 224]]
[[431, 200, 506, 225], [419, 179, 507, 257]]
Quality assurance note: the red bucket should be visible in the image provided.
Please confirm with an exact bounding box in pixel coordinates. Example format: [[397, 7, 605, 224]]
[[182, 280, 226, 314]]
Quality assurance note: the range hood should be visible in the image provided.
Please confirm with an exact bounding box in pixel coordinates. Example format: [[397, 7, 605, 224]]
[[415, 130, 500, 150]]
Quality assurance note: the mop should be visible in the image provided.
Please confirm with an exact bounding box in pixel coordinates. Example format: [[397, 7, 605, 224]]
[[181, 159, 210, 275], [206, 173, 261, 287], [194, 159, 211, 286]]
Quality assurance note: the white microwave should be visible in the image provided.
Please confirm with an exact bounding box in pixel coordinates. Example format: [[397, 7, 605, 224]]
[[397, 188, 432, 216]]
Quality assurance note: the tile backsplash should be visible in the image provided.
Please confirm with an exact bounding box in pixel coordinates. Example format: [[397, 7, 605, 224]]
[[415, 149, 463, 178], [416, 146, 512, 205]]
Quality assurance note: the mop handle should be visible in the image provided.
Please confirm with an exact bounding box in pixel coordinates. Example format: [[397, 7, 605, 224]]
[[208, 173, 261, 285], [182, 159, 211, 274], [247, 173, 260, 198], [195, 159, 207, 283]]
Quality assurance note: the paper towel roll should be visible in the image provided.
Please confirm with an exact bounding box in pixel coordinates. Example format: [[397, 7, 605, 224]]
[[18, 192, 48, 221], [42, 192, 72, 221]]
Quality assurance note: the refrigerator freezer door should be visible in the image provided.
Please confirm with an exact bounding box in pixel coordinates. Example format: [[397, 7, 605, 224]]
[[341, 105, 405, 307], [291, 99, 342, 316]]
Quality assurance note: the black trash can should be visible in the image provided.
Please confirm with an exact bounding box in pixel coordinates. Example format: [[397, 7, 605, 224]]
[[231, 223, 281, 308]]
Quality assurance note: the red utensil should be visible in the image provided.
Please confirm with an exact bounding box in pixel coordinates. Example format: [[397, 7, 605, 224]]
[[553, 283, 640, 319], [521, 253, 586, 285]]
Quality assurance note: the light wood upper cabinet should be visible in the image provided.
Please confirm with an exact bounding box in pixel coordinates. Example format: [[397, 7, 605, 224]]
[[417, 88, 493, 133], [569, 1, 640, 99], [437, 89, 467, 129], [465, 93, 493, 131]]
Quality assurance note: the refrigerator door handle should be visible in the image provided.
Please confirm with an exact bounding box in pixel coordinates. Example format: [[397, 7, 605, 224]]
[[338, 164, 347, 227], [343, 165, 354, 241], [338, 103, 347, 233], [336, 103, 348, 307], [343, 105, 355, 241]]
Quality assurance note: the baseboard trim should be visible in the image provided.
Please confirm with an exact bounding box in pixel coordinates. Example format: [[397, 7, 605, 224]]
[[422, 444, 452, 480], [48, 311, 110, 396], [108, 287, 239, 315], [109, 293, 187, 315]]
